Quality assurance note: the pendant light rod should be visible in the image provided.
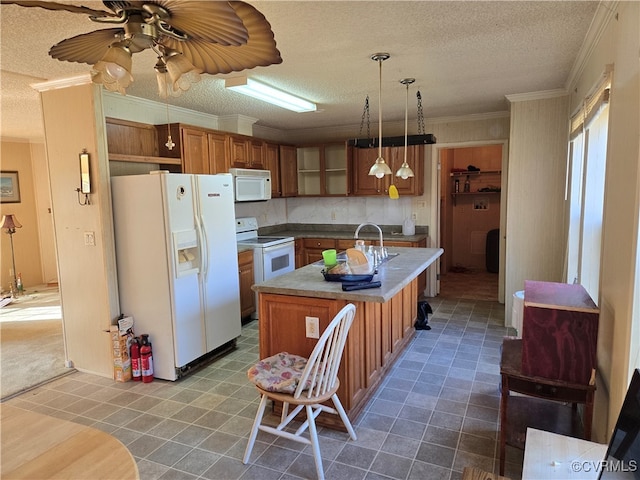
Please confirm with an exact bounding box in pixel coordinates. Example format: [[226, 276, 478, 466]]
[[372, 53, 389, 161], [369, 53, 392, 178], [397, 78, 416, 179]]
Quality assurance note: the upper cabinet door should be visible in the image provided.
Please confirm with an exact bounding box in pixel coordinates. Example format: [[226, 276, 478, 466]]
[[227, 135, 250, 169], [248, 139, 265, 169], [279, 145, 298, 197], [207, 132, 230, 174], [351, 145, 424, 196], [181, 128, 209, 174], [264, 142, 281, 197]]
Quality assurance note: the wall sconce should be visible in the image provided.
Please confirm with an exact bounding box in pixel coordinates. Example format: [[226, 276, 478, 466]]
[[76, 150, 91, 206]]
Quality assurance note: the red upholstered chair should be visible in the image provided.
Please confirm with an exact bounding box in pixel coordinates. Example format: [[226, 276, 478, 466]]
[[243, 303, 357, 480]]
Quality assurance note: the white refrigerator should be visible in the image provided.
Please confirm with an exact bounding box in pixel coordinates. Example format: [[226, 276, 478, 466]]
[[111, 172, 241, 380]]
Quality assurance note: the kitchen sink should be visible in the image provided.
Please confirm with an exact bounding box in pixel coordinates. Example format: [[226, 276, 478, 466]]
[[314, 252, 399, 267]]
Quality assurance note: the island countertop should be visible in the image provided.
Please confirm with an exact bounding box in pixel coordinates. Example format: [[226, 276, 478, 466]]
[[252, 246, 443, 303]]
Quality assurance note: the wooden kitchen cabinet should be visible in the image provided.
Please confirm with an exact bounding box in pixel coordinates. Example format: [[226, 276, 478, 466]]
[[294, 238, 304, 268], [156, 124, 231, 174], [106, 118, 181, 169], [297, 143, 349, 196], [257, 278, 418, 428], [264, 142, 281, 198], [227, 134, 250, 168], [279, 144, 299, 197], [351, 144, 424, 196], [238, 249, 255, 320], [248, 138, 265, 169], [300, 238, 336, 266], [264, 143, 298, 198]]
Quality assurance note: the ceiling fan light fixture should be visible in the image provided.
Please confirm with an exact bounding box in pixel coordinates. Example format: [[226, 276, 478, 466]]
[[225, 76, 316, 113], [165, 53, 202, 92], [91, 43, 132, 94]]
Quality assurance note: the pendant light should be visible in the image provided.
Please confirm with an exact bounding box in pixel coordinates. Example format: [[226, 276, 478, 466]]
[[396, 78, 416, 179], [368, 53, 392, 178]]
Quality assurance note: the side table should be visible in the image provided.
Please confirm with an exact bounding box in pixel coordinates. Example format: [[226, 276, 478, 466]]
[[499, 338, 596, 476]]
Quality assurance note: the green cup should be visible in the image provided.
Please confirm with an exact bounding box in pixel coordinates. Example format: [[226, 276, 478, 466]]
[[322, 249, 337, 267]]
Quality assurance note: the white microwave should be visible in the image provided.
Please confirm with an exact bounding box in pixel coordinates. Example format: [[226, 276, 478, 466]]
[[228, 168, 271, 202]]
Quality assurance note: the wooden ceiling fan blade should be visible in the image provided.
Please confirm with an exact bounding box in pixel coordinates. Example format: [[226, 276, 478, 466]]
[[153, 0, 248, 46], [49, 28, 126, 65], [0, 0, 117, 18], [161, 1, 281, 75]]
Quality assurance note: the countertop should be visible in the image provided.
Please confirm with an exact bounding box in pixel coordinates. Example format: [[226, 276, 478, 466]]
[[258, 223, 429, 245], [252, 246, 443, 303]]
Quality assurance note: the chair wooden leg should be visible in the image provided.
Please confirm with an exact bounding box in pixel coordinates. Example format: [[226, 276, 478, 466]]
[[243, 394, 269, 464], [331, 393, 357, 440], [306, 405, 325, 480]]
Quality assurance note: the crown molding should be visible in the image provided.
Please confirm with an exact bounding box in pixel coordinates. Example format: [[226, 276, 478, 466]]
[[565, 1, 619, 90], [31, 73, 91, 92], [505, 89, 568, 104]]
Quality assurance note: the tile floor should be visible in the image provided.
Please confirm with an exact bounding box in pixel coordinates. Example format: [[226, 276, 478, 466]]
[[3, 274, 524, 480]]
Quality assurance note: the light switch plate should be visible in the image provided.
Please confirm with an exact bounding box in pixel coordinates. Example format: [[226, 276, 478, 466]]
[[84, 231, 95, 246], [305, 316, 319, 339]]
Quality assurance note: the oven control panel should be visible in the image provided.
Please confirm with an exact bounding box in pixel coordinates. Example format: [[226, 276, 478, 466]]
[[236, 217, 258, 234]]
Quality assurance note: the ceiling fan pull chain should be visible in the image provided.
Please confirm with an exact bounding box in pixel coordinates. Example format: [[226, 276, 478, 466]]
[[164, 74, 175, 151], [416, 91, 425, 135]]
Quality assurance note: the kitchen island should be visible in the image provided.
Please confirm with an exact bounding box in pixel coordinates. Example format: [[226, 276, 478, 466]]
[[252, 246, 443, 429]]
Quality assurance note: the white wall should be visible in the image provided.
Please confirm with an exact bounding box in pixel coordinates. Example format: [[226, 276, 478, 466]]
[[504, 93, 570, 319], [566, 1, 640, 440]]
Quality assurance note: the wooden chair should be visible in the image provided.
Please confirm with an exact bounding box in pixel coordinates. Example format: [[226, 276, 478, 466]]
[[243, 303, 357, 480]]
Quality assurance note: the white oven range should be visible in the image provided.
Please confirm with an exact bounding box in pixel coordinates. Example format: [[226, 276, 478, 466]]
[[236, 217, 295, 317]]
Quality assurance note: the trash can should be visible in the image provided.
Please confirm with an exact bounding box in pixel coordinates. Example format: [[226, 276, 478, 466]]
[[486, 229, 499, 273], [511, 290, 524, 337]]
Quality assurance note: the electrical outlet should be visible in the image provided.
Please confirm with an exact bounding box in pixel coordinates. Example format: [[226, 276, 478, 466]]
[[84, 231, 95, 246], [331, 211, 336, 221], [412, 213, 417, 220], [305, 316, 319, 339]]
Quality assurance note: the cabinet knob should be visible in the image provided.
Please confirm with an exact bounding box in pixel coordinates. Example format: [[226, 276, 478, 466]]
[[316, 242, 321, 246]]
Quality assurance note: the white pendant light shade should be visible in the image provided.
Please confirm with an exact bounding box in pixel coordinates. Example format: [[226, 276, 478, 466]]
[[91, 43, 133, 95], [369, 156, 393, 178], [368, 53, 392, 177], [397, 78, 415, 179]]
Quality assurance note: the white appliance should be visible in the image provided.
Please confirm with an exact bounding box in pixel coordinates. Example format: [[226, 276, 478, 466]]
[[228, 168, 271, 202], [111, 172, 241, 380], [236, 217, 295, 318]]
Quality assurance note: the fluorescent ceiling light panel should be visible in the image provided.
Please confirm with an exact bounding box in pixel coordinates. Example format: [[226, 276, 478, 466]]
[[225, 76, 316, 113]]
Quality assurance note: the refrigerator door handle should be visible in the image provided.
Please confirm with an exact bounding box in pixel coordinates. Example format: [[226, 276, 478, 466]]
[[195, 215, 208, 279]]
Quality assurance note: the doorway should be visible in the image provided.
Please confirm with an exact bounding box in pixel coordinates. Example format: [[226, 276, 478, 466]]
[[430, 141, 508, 303]]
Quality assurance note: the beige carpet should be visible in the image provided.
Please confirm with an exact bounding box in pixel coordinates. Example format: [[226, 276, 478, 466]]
[[0, 287, 71, 400]]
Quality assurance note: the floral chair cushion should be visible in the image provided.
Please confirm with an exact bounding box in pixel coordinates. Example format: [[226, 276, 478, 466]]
[[247, 352, 311, 394]]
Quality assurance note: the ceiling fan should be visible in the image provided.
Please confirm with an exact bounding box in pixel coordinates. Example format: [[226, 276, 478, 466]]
[[1, 0, 283, 96]]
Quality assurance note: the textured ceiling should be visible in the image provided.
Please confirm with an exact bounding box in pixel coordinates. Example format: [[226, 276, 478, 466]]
[[0, 1, 599, 142]]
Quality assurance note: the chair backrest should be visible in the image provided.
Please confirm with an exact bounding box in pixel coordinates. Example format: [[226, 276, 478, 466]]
[[294, 303, 356, 399]]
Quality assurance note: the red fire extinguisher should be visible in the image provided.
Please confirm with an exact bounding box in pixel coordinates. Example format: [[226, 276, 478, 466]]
[[140, 334, 154, 383], [130, 337, 141, 381]]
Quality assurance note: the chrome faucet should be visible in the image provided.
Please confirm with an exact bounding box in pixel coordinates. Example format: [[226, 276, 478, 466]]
[[354, 222, 384, 251]]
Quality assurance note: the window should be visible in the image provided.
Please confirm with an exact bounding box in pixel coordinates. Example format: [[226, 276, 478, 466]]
[[565, 69, 611, 303]]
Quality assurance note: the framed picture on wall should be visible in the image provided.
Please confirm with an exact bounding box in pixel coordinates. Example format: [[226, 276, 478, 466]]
[[0, 171, 21, 203]]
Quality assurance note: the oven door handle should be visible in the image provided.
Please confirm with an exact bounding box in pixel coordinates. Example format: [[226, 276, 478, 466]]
[[262, 241, 295, 253]]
